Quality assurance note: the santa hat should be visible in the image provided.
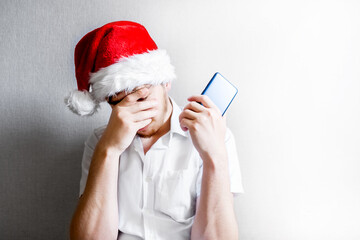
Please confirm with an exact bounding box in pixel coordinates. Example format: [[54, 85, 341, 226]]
[[65, 21, 176, 116]]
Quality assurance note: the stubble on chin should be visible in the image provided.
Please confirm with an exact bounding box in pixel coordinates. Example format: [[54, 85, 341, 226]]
[[137, 113, 159, 139], [137, 124, 159, 138]]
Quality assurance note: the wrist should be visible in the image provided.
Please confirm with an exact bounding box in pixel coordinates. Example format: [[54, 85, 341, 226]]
[[200, 148, 228, 171], [94, 143, 124, 158]]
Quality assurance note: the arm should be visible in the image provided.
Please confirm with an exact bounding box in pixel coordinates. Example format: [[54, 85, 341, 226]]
[[69, 146, 122, 240], [70, 87, 158, 240], [191, 153, 238, 240], [179, 95, 238, 240]]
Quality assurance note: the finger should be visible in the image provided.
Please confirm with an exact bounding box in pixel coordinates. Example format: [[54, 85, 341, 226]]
[[179, 109, 199, 121], [183, 101, 206, 113], [131, 100, 158, 112], [108, 91, 127, 104], [132, 109, 157, 122], [188, 95, 222, 115], [123, 87, 150, 103], [136, 118, 152, 130], [187, 95, 217, 109], [179, 118, 194, 132]]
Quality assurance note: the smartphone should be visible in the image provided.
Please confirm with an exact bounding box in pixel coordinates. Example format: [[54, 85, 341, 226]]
[[201, 72, 238, 116]]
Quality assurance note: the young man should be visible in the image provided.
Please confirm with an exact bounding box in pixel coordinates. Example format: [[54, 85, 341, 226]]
[[66, 21, 243, 240]]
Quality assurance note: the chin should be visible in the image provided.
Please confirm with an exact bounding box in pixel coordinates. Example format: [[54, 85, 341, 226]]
[[137, 129, 157, 138], [137, 123, 158, 138]]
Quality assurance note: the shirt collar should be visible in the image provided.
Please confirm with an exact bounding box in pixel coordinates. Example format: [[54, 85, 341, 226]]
[[169, 97, 188, 138]]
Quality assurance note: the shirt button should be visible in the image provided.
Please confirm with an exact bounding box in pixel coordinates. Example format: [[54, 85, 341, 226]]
[[145, 177, 152, 182]]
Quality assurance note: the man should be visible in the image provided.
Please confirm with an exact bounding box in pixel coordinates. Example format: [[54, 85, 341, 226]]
[[66, 21, 244, 240]]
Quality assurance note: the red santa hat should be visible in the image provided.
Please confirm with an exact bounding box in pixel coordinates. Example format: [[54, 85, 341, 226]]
[[65, 21, 176, 116]]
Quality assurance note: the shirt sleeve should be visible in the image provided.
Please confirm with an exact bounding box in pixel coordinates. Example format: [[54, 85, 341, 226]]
[[195, 128, 244, 198], [225, 128, 244, 196], [195, 163, 203, 198], [79, 130, 101, 198]]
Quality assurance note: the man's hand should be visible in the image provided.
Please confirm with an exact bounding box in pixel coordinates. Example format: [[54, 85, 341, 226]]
[[179, 95, 227, 163], [70, 89, 158, 240], [181, 96, 238, 240], [97, 87, 158, 154]]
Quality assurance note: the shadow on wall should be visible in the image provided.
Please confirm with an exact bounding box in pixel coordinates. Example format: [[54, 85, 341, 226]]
[[0, 114, 87, 240]]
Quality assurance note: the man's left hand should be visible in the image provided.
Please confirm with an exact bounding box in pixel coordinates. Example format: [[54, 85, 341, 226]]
[[179, 95, 227, 163]]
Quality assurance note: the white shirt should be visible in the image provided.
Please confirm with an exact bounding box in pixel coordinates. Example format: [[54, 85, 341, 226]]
[[79, 98, 244, 240]]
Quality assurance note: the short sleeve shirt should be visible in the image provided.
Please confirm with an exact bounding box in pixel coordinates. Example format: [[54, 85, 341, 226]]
[[79, 98, 244, 240]]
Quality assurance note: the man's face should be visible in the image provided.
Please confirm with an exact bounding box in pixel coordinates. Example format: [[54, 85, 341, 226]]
[[107, 83, 171, 138]]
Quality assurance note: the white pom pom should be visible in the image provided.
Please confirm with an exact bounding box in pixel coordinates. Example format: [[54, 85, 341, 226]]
[[64, 90, 100, 116]]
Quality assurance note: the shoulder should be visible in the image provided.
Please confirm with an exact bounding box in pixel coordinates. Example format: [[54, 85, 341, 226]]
[[85, 124, 107, 146], [93, 124, 107, 139]]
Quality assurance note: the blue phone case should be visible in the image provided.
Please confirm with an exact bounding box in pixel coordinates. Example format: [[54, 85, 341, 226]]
[[201, 72, 238, 116]]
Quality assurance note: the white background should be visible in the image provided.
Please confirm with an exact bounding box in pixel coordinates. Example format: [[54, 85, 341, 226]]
[[0, 0, 359, 239]]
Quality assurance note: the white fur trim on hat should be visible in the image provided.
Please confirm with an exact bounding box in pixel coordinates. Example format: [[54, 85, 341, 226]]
[[64, 90, 100, 116], [89, 49, 176, 101]]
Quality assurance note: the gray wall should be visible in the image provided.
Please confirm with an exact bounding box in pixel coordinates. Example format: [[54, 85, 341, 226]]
[[1, 0, 360, 239]]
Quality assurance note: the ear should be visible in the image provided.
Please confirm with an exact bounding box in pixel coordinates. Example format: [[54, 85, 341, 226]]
[[164, 81, 171, 92]]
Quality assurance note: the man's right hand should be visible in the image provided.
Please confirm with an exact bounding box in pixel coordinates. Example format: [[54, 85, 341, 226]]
[[96, 87, 158, 155]]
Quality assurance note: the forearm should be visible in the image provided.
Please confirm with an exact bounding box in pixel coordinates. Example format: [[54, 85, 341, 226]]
[[70, 146, 121, 240], [191, 153, 238, 240]]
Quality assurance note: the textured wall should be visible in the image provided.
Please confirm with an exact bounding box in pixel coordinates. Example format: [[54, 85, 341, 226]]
[[1, 0, 360, 239]]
